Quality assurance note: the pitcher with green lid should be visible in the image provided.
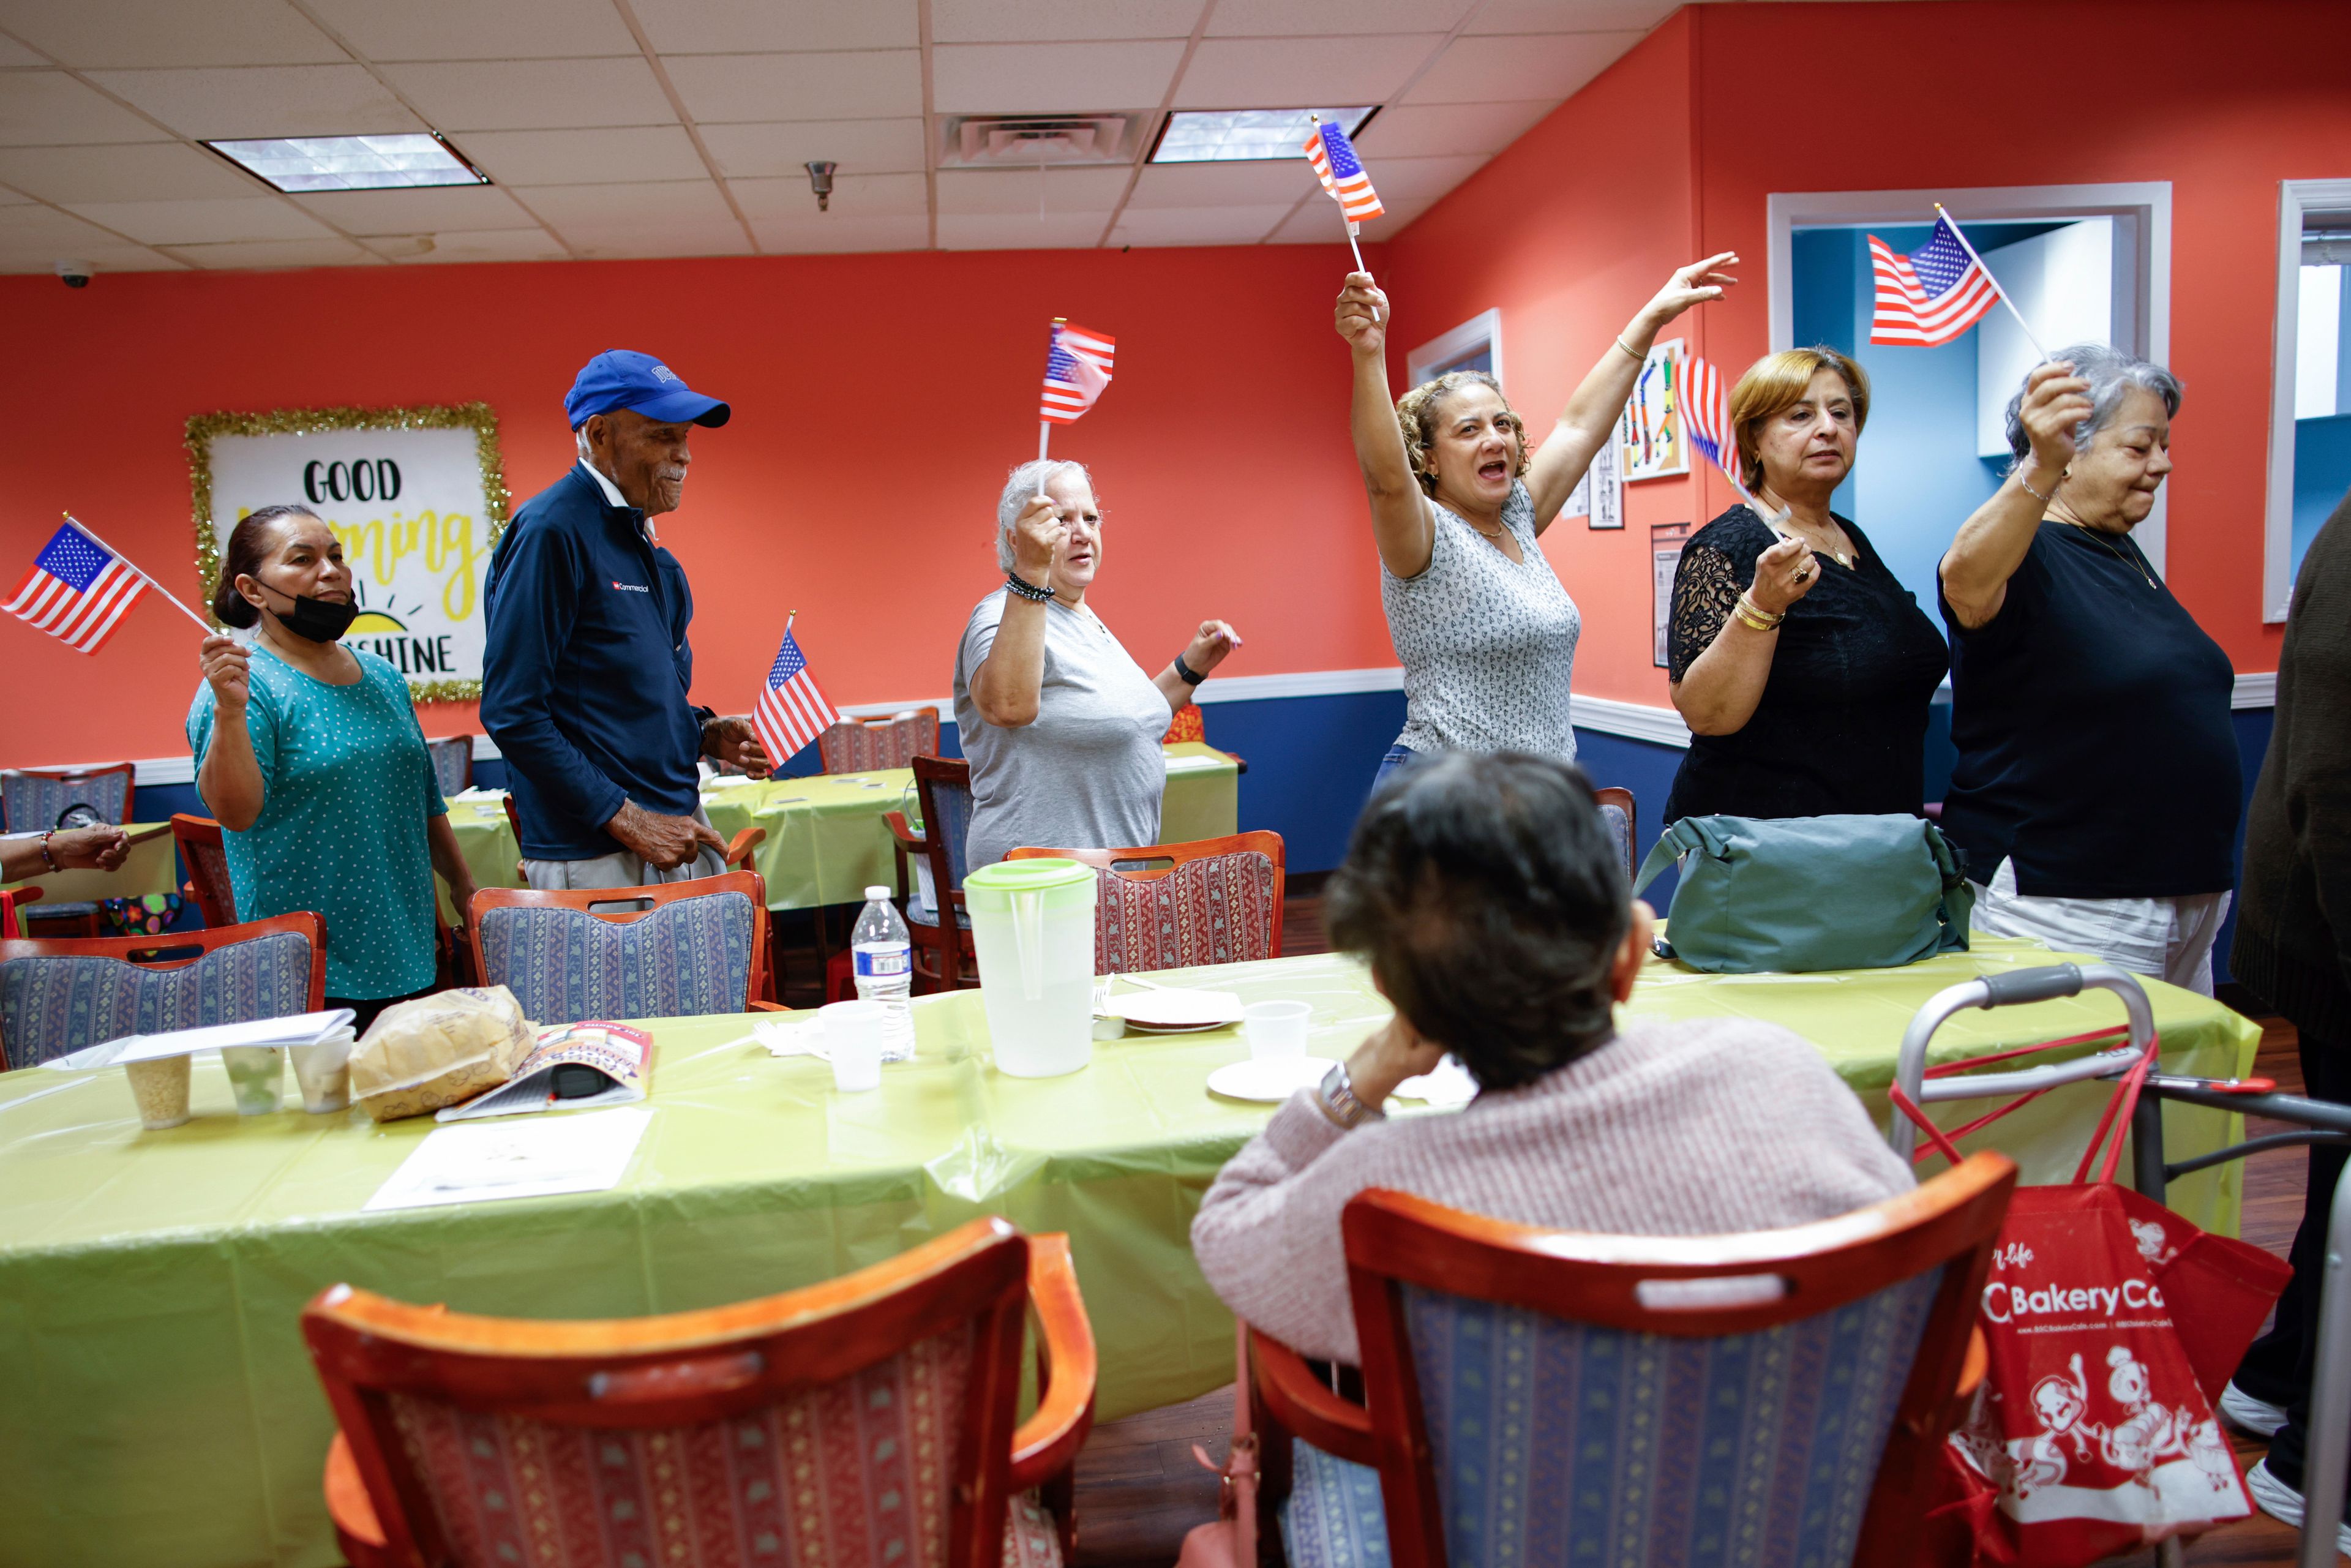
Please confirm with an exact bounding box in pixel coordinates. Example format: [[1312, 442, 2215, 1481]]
[[963, 858, 1098, 1078]]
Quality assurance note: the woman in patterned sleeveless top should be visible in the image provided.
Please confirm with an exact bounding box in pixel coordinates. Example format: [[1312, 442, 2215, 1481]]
[[1335, 257, 1739, 790]]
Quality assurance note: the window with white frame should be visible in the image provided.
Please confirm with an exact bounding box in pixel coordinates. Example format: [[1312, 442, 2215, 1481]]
[[2267, 183, 2351, 618]]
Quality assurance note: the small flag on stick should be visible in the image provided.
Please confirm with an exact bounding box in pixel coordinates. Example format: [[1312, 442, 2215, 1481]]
[[2, 519, 182, 653], [1681, 353, 1790, 531], [1035, 318, 1118, 496], [752, 617, 839, 767], [1305, 114, 1382, 271], [1865, 211, 2003, 349]]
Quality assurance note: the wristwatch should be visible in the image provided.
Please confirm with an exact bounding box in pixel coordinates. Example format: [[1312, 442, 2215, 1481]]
[[1316, 1062, 1386, 1130]]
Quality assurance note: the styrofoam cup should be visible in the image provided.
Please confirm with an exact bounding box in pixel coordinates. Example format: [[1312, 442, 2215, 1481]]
[[1243, 1000, 1311, 1063], [289, 1027, 356, 1114], [220, 1046, 285, 1116], [822, 1000, 885, 1092]]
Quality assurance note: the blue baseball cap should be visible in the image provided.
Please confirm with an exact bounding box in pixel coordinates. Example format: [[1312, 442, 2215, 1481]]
[[564, 349, 731, 429]]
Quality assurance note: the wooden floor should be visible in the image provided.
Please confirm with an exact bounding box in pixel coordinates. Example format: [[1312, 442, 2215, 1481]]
[[1040, 888, 2323, 1567]]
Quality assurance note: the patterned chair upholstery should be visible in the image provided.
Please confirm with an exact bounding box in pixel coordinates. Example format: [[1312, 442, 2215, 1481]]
[[424, 736, 471, 797], [906, 769, 975, 932], [475, 891, 758, 1024], [1, 765, 132, 831], [173, 816, 238, 928], [1593, 786, 1636, 887], [1095, 851, 1279, 973], [1280, 1272, 1944, 1568], [0, 929, 318, 1069], [1161, 706, 1205, 746], [818, 711, 940, 775]]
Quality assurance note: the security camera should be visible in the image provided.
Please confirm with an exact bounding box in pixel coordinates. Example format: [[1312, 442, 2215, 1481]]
[[55, 260, 92, 288]]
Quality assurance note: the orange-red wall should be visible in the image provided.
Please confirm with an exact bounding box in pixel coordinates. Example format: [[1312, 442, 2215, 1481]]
[[1390, 0, 2351, 705], [0, 242, 1390, 763]]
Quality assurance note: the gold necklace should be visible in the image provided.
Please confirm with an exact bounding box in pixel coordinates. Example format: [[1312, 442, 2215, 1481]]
[[2067, 520, 2156, 590], [1757, 498, 1854, 568]]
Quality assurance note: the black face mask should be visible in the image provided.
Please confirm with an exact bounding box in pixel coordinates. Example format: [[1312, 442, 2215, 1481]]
[[254, 581, 358, 643]]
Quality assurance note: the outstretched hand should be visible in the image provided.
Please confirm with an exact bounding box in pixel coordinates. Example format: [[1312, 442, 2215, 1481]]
[[1638, 252, 1740, 330], [1335, 271, 1389, 358], [1182, 619, 1243, 678]]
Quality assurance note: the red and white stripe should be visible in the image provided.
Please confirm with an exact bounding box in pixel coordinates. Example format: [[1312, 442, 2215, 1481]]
[[1867, 235, 2000, 347], [2, 557, 148, 653], [1305, 136, 1384, 223], [1038, 321, 1117, 424], [754, 668, 838, 768], [1681, 352, 1733, 471]]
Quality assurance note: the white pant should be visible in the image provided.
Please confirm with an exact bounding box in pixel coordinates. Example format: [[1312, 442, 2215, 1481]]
[[1968, 858, 2232, 996]]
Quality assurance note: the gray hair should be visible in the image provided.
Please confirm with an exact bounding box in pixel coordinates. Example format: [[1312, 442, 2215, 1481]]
[[993, 459, 1095, 571], [2003, 342, 2183, 469]]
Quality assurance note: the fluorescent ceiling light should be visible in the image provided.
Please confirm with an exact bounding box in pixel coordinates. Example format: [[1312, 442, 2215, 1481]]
[[1150, 108, 1376, 164], [204, 134, 486, 193]]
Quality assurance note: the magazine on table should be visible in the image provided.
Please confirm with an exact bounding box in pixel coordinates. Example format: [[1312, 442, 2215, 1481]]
[[437, 1022, 654, 1120]]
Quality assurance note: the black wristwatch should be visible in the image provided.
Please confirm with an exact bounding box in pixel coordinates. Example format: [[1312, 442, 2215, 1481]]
[[1172, 651, 1205, 686]]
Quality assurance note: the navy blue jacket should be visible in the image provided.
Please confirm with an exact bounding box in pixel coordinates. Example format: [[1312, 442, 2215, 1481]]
[[482, 465, 706, 858]]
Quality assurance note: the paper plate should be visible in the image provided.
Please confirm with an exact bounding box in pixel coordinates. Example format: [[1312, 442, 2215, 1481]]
[[1394, 1055, 1479, 1107], [1101, 988, 1244, 1029], [1206, 1056, 1335, 1103]]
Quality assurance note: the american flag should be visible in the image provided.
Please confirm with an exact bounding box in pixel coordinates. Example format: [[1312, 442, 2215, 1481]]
[[1867, 213, 2001, 347], [3, 522, 149, 654], [1304, 118, 1383, 225], [1681, 352, 1736, 479], [752, 627, 839, 767], [1039, 320, 1116, 424]]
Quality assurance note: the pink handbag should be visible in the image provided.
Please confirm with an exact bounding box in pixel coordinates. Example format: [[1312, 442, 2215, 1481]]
[[1176, 1321, 1259, 1568]]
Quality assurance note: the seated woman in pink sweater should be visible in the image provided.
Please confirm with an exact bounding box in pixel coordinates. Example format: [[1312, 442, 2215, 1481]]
[[1191, 751, 1914, 1366]]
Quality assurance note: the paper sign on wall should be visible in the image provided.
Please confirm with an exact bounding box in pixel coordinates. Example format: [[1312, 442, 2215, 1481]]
[[187, 404, 511, 702], [1616, 337, 1689, 482], [1652, 520, 1693, 669]]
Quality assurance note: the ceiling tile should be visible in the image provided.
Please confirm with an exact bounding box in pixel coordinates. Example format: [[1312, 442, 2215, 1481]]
[[1401, 31, 1640, 104], [0, 240, 185, 272], [1125, 159, 1315, 208], [699, 118, 926, 178], [1208, 0, 1474, 36], [160, 236, 381, 268], [1, 0, 347, 68], [0, 200, 152, 247], [936, 211, 1105, 250], [931, 41, 1187, 115], [1353, 99, 1556, 158], [381, 58, 677, 132], [453, 126, 704, 186], [1173, 34, 1442, 108], [300, 0, 640, 61], [1109, 203, 1291, 246], [553, 219, 753, 259], [931, 0, 1198, 43], [1360, 152, 1487, 203], [632, 0, 917, 53], [294, 184, 531, 235], [0, 141, 260, 203], [0, 38, 49, 66], [62, 193, 335, 244], [1466, 0, 1676, 33], [663, 51, 923, 124], [936, 165, 1130, 215], [512, 179, 736, 227], [86, 65, 423, 139], [730, 170, 926, 219], [748, 212, 929, 253], [381, 227, 573, 264], [0, 184, 29, 203], [0, 72, 174, 145], [1268, 193, 1427, 241]]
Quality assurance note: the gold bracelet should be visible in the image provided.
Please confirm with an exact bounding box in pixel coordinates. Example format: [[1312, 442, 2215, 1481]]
[[1614, 335, 1644, 363], [1734, 592, 1783, 631]]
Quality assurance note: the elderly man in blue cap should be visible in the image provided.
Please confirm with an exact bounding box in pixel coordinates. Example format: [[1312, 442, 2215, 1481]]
[[482, 350, 769, 888]]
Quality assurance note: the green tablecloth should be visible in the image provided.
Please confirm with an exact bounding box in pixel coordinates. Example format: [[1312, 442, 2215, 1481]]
[[0, 939, 2255, 1567], [438, 742, 1242, 917], [1, 823, 178, 908]]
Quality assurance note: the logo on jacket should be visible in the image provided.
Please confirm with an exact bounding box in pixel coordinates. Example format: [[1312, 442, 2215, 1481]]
[[611, 580, 650, 593]]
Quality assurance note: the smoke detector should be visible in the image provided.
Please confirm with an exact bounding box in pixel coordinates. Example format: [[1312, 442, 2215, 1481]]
[[937, 113, 1147, 168]]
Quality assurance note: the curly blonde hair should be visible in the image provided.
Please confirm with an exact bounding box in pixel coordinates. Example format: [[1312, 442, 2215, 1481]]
[[1395, 372, 1529, 497]]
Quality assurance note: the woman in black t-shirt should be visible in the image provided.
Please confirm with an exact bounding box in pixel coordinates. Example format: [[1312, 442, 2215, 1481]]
[[1664, 348, 1948, 823], [1938, 345, 2239, 994]]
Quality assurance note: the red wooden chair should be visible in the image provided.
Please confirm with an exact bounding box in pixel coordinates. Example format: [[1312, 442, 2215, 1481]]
[[1592, 785, 1636, 887], [470, 869, 779, 1019], [0, 887, 41, 940], [1007, 830, 1284, 972], [304, 1217, 1097, 1568], [1, 760, 136, 831], [171, 813, 237, 927], [882, 755, 979, 996], [425, 734, 473, 797], [817, 710, 940, 775], [1248, 1152, 2015, 1567]]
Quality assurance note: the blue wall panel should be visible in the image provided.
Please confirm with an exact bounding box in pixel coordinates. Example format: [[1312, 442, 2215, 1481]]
[[2294, 414, 2351, 583]]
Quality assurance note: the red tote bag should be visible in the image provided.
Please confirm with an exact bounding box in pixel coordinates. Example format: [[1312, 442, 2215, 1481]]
[[1902, 1048, 2290, 1566]]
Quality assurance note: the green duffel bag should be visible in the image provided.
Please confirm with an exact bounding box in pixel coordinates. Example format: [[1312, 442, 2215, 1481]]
[[1633, 813, 1974, 973]]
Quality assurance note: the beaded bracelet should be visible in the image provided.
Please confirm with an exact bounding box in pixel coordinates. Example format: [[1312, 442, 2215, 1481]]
[[1004, 571, 1055, 603]]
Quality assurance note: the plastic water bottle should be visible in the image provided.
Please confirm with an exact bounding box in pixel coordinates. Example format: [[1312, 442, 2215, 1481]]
[[851, 885, 917, 1062]]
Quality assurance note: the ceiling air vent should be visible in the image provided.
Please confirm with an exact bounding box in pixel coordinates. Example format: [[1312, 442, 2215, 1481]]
[[937, 114, 1148, 169]]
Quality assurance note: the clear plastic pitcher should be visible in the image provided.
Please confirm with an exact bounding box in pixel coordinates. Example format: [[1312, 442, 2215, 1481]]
[[964, 858, 1098, 1078]]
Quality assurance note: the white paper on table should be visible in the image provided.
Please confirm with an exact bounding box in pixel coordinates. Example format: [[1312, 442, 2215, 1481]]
[[364, 1108, 653, 1211], [1395, 1054, 1479, 1107], [41, 1010, 357, 1070], [1161, 752, 1231, 775]]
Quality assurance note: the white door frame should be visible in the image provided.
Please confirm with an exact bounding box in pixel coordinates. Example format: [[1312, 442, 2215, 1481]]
[[1766, 181, 2173, 570], [1407, 307, 1504, 389], [2263, 179, 2351, 621]]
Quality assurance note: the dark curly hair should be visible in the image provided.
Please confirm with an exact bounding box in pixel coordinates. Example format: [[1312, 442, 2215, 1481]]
[[211, 504, 321, 628], [1325, 751, 1630, 1092]]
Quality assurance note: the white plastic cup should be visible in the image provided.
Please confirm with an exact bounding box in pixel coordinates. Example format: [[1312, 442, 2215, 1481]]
[[220, 1045, 286, 1116], [124, 1055, 192, 1130], [1243, 1000, 1311, 1063], [289, 1027, 356, 1114], [822, 1000, 885, 1093]]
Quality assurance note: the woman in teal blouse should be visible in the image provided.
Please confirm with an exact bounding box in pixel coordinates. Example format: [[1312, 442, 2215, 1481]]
[[188, 505, 477, 1032]]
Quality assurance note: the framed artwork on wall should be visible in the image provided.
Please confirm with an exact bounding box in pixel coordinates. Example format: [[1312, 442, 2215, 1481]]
[[1616, 336, 1688, 481], [1652, 520, 1694, 669], [1568, 437, 1622, 528], [186, 403, 511, 703]]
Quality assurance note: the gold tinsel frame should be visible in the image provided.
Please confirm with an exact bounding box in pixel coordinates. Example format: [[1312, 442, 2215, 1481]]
[[185, 401, 511, 703]]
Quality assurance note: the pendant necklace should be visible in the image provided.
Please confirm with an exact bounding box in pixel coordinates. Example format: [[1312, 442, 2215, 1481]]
[[2070, 521, 2157, 590]]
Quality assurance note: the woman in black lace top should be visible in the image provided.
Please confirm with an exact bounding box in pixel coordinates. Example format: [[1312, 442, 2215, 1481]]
[[1663, 348, 1947, 823]]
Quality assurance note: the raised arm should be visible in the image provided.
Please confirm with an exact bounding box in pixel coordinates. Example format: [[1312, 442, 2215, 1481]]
[[1939, 360, 2089, 629], [1336, 272, 1437, 579], [1525, 253, 1739, 533], [970, 496, 1065, 729]]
